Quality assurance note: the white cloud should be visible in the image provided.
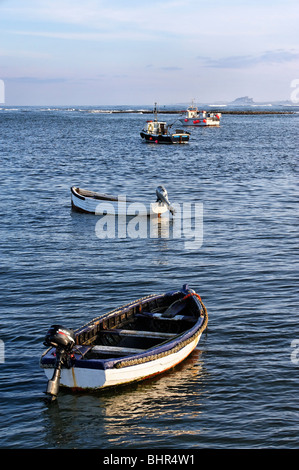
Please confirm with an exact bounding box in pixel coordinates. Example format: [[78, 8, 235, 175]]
[[198, 49, 299, 69], [1, 0, 299, 104], [3, 0, 297, 41], [3, 0, 299, 51], [9, 29, 157, 43]]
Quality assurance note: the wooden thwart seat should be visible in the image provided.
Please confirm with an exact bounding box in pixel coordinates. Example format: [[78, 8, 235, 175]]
[[92, 345, 145, 354], [138, 312, 196, 322], [99, 328, 176, 339], [90, 329, 178, 357]]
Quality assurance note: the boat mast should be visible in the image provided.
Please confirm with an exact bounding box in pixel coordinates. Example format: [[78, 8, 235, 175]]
[[191, 98, 197, 110], [153, 102, 158, 122]]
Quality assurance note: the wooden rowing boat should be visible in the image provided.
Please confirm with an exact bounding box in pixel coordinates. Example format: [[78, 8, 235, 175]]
[[71, 185, 175, 216], [40, 284, 208, 401]]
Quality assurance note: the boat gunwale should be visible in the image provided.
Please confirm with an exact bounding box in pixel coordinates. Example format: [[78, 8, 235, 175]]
[[71, 186, 134, 203], [40, 289, 208, 371], [41, 317, 204, 371]]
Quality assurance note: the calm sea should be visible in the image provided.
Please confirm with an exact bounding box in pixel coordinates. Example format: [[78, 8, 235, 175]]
[[0, 105, 298, 449]]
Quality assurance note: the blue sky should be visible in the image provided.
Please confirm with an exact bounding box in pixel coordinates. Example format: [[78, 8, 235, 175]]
[[1, 0, 298, 105]]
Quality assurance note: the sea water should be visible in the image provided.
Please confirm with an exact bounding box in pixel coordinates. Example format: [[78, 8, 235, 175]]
[[0, 105, 298, 449]]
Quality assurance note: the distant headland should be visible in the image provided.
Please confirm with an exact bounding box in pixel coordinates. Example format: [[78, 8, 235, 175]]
[[104, 97, 296, 115], [230, 96, 255, 105]]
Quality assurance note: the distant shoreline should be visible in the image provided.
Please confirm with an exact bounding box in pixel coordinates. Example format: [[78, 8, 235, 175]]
[[1, 107, 296, 115], [112, 110, 295, 115]]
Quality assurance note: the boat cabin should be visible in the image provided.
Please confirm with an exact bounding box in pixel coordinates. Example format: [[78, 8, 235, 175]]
[[144, 120, 168, 135], [186, 106, 199, 119]]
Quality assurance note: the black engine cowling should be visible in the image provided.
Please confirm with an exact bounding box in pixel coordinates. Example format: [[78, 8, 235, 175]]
[[43, 325, 75, 402], [44, 325, 75, 351]]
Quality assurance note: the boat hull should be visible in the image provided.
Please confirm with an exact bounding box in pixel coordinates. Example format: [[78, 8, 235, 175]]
[[140, 131, 189, 144], [179, 118, 220, 127], [71, 186, 170, 216], [43, 333, 201, 390], [179, 103, 221, 126]]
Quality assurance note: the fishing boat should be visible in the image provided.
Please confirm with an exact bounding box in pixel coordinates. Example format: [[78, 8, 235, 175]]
[[40, 284, 208, 401], [140, 103, 190, 144], [179, 101, 221, 127], [71, 185, 175, 216]]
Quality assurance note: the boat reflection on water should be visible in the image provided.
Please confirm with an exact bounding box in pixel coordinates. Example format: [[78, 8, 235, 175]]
[[94, 213, 174, 241], [111, 213, 176, 240], [94, 209, 202, 247]]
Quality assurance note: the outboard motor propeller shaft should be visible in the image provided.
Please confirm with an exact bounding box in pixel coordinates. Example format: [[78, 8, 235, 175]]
[[155, 185, 175, 215], [45, 350, 64, 399], [43, 325, 75, 402]]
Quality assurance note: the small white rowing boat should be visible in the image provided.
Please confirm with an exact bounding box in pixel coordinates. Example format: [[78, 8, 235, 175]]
[[71, 185, 175, 216]]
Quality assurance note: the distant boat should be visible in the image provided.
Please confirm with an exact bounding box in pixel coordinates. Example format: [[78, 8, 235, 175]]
[[71, 185, 175, 216], [40, 284, 208, 401], [140, 103, 190, 144], [179, 101, 221, 127]]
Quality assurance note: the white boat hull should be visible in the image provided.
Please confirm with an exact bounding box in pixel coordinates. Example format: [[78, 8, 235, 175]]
[[44, 334, 201, 390], [179, 117, 220, 127], [180, 102, 221, 126], [71, 187, 170, 216], [40, 285, 208, 399]]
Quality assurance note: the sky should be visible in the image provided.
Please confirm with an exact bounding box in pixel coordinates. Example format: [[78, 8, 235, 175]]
[[0, 0, 299, 105]]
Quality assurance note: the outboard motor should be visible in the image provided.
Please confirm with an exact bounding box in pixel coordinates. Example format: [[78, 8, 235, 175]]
[[156, 185, 175, 215], [43, 325, 75, 402]]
